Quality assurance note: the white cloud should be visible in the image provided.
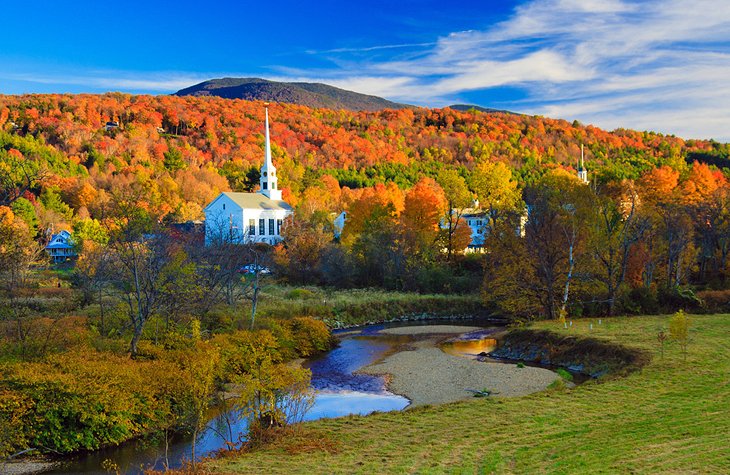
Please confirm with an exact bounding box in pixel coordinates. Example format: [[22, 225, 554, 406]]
[[298, 0, 730, 140], [4, 0, 729, 140]]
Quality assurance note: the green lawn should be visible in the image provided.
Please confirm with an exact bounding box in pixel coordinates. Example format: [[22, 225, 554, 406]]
[[208, 314, 730, 474]]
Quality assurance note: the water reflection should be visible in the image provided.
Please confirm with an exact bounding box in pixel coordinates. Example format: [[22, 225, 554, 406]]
[[441, 338, 498, 358], [48, 324, 416, 474]]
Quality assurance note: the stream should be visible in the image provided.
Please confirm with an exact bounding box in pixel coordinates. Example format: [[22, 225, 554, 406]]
[[45, 318, 501, 474]]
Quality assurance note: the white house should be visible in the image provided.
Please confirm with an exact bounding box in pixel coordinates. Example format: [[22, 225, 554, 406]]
[[460, 208, 488, 250], [333, 211, 347, 239], [204, 107, 293, 245], [46, 230, 76, 263]]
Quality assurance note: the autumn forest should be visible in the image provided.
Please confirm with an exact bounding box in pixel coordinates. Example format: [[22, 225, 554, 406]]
[[2, 92, 730, 467]]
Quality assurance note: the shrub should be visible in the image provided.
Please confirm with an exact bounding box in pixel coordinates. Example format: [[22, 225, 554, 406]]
[[623, 287, 659, 315], [286, 317, 333, 357], [658, 287, 702, 312], [695, 289, 730, 313], [669, 310, 690, 360], [286, 289, 317, 300]]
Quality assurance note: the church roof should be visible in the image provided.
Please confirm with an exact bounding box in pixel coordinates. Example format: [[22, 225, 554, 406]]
[[219, 192, 292, 211]]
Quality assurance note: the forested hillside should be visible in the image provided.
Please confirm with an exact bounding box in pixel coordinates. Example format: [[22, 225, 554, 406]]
[[175, 77, 411, 111], [1, 92, 727, 232]]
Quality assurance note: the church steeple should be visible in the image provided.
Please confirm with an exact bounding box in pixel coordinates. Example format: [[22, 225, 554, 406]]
[[260, 104, 282, 200], [577, 144, 589, 184]]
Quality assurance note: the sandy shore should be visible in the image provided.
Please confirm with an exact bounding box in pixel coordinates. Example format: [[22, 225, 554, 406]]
[[1, 461, 58, 475], [358, 327, 561, 406]]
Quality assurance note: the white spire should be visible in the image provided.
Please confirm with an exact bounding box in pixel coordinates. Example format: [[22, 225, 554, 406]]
[[577, 143, 589, 184], [264, 106, 273, 170], [260, 104, 282, 200]]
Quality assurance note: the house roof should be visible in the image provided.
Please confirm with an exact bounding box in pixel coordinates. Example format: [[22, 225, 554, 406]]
[[46, 231, 74, 250], [208, 192, 292, 212]]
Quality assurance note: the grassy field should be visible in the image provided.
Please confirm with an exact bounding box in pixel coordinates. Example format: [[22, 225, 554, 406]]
[[208, 314, 730, 474]]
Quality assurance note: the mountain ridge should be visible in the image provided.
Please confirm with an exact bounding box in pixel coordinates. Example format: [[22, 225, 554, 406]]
[[175, 77, 413, 112]]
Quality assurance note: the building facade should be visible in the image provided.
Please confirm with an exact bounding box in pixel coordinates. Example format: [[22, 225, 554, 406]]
[[204, 107, 292, 245], [45, 230, 76, 263]]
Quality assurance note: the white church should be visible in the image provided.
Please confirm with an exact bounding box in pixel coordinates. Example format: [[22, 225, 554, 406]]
[[204, 107, 293, 245]]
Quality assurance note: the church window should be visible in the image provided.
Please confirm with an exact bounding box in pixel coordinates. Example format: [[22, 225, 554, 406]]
[[263, 182, 268, 190], [259, 218, 265, 235], [264, 172, 267, 177], [249, 219, 255, 235], [272, 182, 276, 189], [269, 219, 275, 235]]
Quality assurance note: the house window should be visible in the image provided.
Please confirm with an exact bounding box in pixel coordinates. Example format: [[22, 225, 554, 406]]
[[269, 219, 275, 235], [263, 182, 268, 190], [477, 220, 483, 226], [272, 182, 276, 189], [249, 219, 255, 235], [259, 218, 265, 235], [223, 203, 226, 210], [264, 172, 267, 177], [277, 219, 282, 234]]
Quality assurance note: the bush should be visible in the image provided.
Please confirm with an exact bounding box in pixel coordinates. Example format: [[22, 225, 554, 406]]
[[286, 317, 333, 357], [695, 289, 730, 313], [286, 288, 317, 300], [623, 287, 659, 315], [658, 287, 702, 312], [414, 266, 479, 294]]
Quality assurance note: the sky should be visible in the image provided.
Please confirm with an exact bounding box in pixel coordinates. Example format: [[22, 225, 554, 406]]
[[2, 0, 729, 141]]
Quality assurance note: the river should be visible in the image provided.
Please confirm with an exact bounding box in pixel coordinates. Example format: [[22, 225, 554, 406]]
[[47, 319, 505, 474]]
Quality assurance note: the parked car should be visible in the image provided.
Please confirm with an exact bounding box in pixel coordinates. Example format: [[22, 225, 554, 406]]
[[239, 264, 271, 275]]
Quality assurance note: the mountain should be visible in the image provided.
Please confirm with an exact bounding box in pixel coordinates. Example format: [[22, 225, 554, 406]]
[[175, 77, 412, 112], [447, 104, 519, 115]]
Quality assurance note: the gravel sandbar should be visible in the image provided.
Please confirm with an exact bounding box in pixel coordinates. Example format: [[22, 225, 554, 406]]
[[359, 339, 560, 406]]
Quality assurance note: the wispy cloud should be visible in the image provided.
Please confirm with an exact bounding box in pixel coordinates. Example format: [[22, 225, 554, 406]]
[[4, 1, 729, 141], [305, 42, 436, 55], [298, 0, 730, 140]]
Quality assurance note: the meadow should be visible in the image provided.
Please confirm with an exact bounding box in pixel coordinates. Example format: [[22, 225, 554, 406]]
[[209, 313, 730, 474]]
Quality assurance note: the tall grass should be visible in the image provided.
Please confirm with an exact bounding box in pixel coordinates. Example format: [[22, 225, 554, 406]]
[[253, 286, 488, 328]]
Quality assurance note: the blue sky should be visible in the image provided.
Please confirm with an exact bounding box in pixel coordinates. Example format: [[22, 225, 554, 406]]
[[3, 0, 730, 141]]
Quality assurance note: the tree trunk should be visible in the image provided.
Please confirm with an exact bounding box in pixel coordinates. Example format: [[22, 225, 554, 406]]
[[561, 241, 575, 315], [98, 286, 105, 337], [129, 327, 142, 357], [250, 274, 260, 330]]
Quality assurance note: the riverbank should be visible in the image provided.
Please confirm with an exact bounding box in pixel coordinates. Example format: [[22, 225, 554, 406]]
[[0, 460, 58, 475], [358, 326, 560, 405], [253, 287, 492, 328], [209, 314, 730, 474]]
